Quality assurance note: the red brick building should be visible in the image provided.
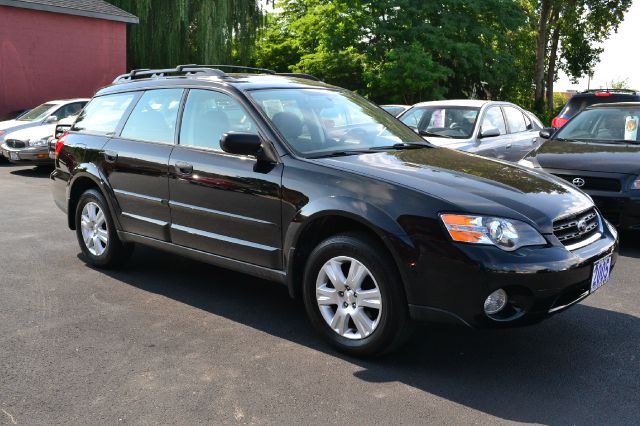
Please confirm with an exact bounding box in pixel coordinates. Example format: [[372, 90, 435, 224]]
[[0, 0, 137, 118]]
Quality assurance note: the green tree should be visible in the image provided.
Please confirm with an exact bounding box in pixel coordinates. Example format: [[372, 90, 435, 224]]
[[530, 0, 632, 111], [109, 0, 263, 69], [254, 0, 529, 104]]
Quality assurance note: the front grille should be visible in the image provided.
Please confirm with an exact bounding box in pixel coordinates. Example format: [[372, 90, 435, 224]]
[[554, 174, 621, 192], [5, 139, 26, 149], [553, 207, 600, 248]]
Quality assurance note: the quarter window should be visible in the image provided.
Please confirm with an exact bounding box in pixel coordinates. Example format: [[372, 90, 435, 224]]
[[72, 93, 136, 135], [121, 89, 184, 144], [503, 106, 528, 133], [179, 89, 257, 151], [481, 107, 506, 135]]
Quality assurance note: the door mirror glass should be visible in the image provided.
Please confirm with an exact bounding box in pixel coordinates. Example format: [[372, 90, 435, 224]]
[[45, 115, 58, 124], [539, 127, 555, 139], [220, 132, 262, 156], [479, 126, 501, 138]]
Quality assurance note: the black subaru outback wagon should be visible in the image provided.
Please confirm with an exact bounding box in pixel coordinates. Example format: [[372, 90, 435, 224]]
[[51, 65, 618, 356]]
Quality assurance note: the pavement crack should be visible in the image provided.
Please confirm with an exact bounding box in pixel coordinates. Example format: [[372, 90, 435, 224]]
[[1, 409, 17, 425]]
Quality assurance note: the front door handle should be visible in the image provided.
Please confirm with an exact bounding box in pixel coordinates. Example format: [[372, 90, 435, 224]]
[[104, 150, 118, 163], [505, 143, 512, 149], [175, 161, 193, 176]]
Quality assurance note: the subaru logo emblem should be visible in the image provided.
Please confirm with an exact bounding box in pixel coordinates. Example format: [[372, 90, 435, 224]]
[[572, 177, 585, 187], [577, 218, 588, 233]]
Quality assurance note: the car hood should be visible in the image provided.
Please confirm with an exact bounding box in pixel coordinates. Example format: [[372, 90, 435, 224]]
[[315, 148, 593, 233], [532, 139, 640, 175], [0, 120, 38, 138], [5, 124, 56, 141]]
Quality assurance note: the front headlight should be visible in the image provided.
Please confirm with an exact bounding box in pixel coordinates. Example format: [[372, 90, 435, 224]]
[[440, 214, 546, 251], [28, 137, 48, 147], [632, 177, 640, 190]]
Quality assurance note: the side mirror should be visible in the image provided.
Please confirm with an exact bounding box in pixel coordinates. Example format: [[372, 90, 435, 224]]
[[45, 115, 58, 124], [479, 127, 500, 138], [539, 127, 554, 139], [220, 132, 264, 157]]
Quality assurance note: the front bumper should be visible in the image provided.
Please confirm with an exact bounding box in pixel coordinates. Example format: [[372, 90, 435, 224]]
[[405, 221, 618, 328], [1, 144, 52, 165]]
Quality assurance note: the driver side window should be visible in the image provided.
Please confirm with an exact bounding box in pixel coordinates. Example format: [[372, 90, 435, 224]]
[[481, 107, 506, 135], [179, 89, 258, 152]]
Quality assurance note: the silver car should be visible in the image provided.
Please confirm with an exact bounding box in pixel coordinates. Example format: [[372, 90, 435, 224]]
[[1, 99, 87, 163], [398, 100, 544, 162], [0, 99, 87, 152]]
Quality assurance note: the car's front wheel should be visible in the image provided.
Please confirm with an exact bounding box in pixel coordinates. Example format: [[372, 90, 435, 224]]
[[75, 189, 132, 268], [302, 233, 412, 356]]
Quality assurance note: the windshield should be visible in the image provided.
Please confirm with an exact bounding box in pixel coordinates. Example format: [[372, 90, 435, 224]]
[[248, 89, 425, 156], [17, 103, 57, 122], [555, 107, 640, 144], [400, 106, 479, 139]]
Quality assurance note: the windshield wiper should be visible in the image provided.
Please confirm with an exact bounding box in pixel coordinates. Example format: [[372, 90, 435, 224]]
[[418, 130, 453, 139], [307, 150, 371, 159], [369, 142, 431, 150]]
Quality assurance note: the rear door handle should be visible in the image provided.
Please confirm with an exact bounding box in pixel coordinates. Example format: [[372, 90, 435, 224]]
[[175, 161, 193, 176], [104, 150, 118, 163]]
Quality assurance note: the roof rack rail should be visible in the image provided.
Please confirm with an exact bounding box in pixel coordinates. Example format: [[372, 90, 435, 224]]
[[112, 64, 321, 84], [581, 88, 638, 94], [112, 65, 225, 84], [275, 72, 321, 81], [193, 64, 276, 74]]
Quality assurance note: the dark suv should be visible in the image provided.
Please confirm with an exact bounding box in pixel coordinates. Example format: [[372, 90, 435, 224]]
[[51, 65, 618, 356], [553, 89, 640, 128]]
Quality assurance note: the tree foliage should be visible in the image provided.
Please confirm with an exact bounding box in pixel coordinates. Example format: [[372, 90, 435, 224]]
[[254, 0, 529, 104], [109, 0, 263, 69], [529, 0, 631, 111]]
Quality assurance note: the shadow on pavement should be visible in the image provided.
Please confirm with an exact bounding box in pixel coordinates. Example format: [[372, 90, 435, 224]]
[[93, 241, 640, 424], [9, 165, 54, 178]]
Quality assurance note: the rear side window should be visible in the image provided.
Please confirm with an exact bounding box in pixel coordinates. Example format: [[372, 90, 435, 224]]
[[481, 107, 506, 135], [179, 89, 257, 151], [503, 106, 527, 133], [52, 102, 86, 121], [121, 89, 184, 144], [72, 93, 135, 135]]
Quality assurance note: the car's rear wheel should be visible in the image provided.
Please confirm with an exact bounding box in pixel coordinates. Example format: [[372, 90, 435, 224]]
[[75, 189, 132, 268], [302, 233, 412, 356]]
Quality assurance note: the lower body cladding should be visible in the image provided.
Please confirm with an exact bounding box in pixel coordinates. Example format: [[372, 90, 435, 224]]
[[406, 228, 618, 328], [1, 145, 52, 165]]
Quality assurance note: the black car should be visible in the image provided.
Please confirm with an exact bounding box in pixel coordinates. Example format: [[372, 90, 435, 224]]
[[522, 102, 640, 231], [51, 65, 618, 356], [552, 89, 640, 128]]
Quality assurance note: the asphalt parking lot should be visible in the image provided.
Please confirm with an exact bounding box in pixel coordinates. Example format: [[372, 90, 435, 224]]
[[0, 162, 639, 425]]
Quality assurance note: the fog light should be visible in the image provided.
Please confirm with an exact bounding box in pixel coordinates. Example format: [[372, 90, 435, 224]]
[[484, 289, 508, 315]]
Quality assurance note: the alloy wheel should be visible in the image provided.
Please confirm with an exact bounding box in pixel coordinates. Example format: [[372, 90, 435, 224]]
[[315, 256, 382, 340], [80, 201, 108, 256]]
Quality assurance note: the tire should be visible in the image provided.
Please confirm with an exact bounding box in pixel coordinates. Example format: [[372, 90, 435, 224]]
[[75, 189, 133, 268], [302, 232, 413, 356]]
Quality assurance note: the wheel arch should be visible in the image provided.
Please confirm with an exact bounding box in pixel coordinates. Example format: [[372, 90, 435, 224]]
[[67, 166, 120, 231], [284, 197, 417, 300]]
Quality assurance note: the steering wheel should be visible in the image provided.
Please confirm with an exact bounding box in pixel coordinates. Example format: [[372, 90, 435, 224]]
[[339, 128, 368, 144]]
